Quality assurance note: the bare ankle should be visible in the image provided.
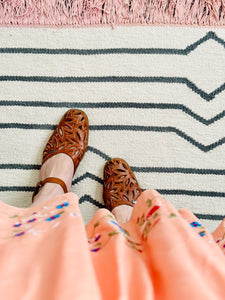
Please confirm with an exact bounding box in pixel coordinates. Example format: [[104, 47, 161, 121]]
[[31, 183, 64, 207], [112, 205, 133, 224]]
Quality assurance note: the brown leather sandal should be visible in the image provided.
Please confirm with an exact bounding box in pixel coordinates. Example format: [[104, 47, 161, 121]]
[[32, 109, 89, 201], [103, 158, 142, 211]]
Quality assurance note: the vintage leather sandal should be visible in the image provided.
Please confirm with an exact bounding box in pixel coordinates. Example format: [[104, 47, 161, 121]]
[[103, 158, 142, 211], [32, 109, 89, 201]]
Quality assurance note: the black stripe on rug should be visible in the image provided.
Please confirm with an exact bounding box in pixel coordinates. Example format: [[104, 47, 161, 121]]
[[0, 76, 223, 101], [0, 101, 224, 125], [1, 163, 225, 175], [0, 32, 223, 56], [1, 123, 224, 152]]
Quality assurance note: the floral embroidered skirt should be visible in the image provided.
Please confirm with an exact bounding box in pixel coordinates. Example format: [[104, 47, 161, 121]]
[[0, 190, 225, 300]]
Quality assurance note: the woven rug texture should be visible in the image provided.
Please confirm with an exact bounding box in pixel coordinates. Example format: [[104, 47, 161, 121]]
[[0, 26, 224, 232]]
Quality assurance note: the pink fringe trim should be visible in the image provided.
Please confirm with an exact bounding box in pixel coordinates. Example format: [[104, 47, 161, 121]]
[[0, 0, 224, 27]]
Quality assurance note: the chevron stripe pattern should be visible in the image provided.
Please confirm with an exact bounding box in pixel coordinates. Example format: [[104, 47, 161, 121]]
[[0, 27, 224, 232]]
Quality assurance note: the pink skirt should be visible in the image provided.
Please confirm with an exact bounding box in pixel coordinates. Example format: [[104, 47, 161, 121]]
[[0, 190, 225, 300]]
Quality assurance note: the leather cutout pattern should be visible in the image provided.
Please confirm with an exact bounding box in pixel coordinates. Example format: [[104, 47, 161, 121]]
[[43, 109, 89, 175], [103, 158, 142, 211]]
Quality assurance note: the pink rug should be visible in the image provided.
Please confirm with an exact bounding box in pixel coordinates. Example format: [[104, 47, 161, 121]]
[[0, 0, 224, 27]]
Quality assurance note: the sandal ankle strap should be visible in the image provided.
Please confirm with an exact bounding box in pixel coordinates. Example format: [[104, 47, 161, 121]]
[[32, 177, 68, 202]]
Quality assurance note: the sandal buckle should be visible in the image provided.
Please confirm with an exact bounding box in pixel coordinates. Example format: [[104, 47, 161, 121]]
[[33, 181, 43, 198]]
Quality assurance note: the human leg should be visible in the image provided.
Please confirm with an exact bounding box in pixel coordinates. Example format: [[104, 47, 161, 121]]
[[31, 153, 74, 206], [31, 109, 89, 207]]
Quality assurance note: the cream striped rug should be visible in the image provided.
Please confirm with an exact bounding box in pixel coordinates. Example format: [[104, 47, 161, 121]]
[[0, 26, 224, 232]]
